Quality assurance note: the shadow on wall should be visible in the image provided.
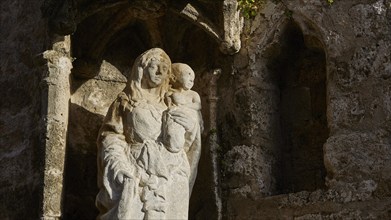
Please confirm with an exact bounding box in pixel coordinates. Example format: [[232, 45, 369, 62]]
[[269, 21, 329, 194], [63, 103, 102, 219]]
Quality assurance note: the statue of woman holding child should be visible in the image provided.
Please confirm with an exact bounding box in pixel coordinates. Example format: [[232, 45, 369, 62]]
[[96, 48, 203, 220]]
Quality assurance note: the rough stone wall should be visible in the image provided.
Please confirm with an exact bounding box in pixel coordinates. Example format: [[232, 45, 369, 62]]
[[1, 0, 391, 219], [0, 0, 48, 219], [219, 0, 391, 219]]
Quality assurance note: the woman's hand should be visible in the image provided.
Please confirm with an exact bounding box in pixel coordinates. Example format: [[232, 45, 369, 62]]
[[116, 170, 133, 184], [168, 108, 195, 131]]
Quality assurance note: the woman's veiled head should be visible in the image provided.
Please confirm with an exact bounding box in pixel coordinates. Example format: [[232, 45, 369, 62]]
[[128, 48, 172, 103]]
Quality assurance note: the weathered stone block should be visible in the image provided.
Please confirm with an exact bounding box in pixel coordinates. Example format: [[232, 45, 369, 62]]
[[324, 132, 391, 194]]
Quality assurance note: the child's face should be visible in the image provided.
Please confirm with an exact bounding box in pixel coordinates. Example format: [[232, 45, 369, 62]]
[[178, 69, 195, 90]]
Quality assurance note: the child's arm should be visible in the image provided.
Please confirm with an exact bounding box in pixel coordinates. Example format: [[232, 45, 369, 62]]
[[186, 91, 201, 110]]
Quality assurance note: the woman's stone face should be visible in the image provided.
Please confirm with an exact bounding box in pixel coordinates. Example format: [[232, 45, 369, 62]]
[[144, 58, 169, 87]]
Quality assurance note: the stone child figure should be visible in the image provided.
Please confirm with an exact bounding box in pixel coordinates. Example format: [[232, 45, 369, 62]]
[[96, 48, 202, 220], [166, 63, 201, 111], [164, 63, 203, 154]]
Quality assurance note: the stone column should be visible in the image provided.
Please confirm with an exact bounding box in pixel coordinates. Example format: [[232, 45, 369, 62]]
[[41, 36, 72, 219], [208, 69, 222, 220]]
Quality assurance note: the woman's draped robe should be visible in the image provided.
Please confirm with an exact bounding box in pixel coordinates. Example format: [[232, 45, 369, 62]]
[[96, 93, 202, 220]]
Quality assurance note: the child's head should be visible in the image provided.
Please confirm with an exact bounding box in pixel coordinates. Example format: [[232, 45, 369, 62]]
[[171, 63, 195, 90]]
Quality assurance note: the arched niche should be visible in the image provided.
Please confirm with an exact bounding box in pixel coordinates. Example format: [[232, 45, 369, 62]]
[[268, 21, 329, 194], [62, 4, 225, 220]]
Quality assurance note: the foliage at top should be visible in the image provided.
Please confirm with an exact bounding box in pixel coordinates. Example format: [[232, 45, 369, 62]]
[[327, 0, 334, 4], [237, 0, 336, 19], [237, 0, 266, 19]]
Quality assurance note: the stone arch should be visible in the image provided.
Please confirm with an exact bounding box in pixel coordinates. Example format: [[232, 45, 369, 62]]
[[43, 1, 240, 219]]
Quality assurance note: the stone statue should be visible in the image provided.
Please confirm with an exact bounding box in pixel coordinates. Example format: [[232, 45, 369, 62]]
[[96, 48, 202, 220]]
